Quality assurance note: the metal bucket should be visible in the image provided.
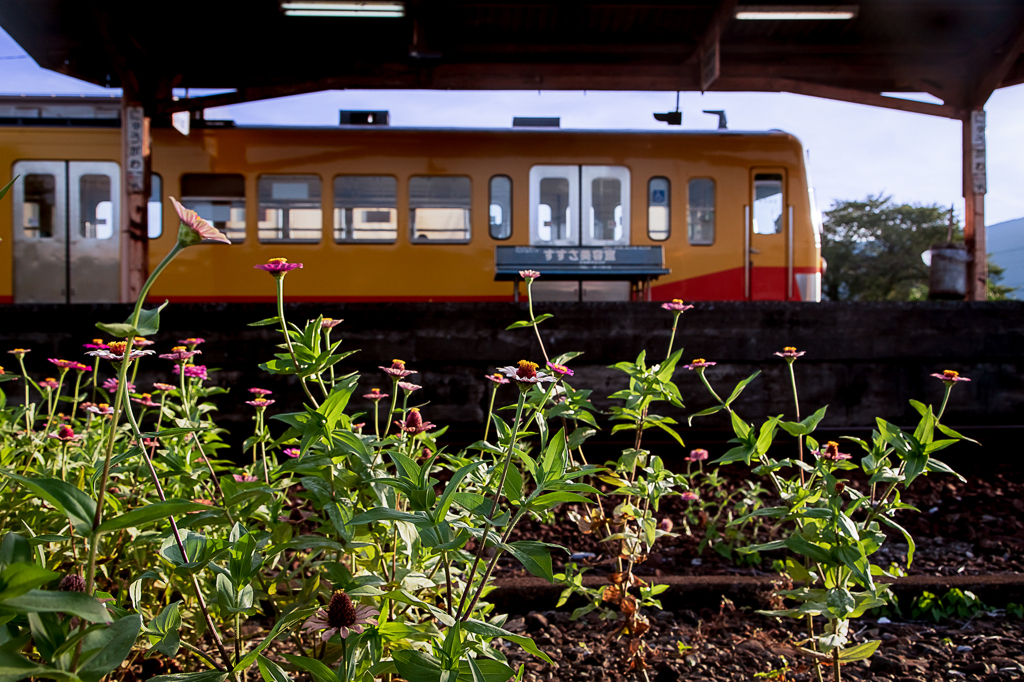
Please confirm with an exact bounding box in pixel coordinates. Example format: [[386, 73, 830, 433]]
[[928, 245, 971, 300]]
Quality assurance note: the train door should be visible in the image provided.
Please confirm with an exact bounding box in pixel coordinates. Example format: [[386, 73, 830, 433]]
[[11, 161, 120, 303], [529, 164, 631, 300], [746, 169, 788, 300]]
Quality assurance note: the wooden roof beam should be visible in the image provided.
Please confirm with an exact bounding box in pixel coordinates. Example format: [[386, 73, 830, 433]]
[[970, 10, 1024, 106], [697, 0, 738, 91]]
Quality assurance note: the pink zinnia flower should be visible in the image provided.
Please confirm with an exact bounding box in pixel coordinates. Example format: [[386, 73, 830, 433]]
[[661, 299, 694, 313], [519, 270, 540, 279], [159, 346, 202, 362], [686, 448, 709, 462], [363, 388, 388, 401], [132, 393, 161, 408], [132, 337, 155, 348], [169, 196, 231, 245], [815, 441, 852, 462], [249, 388, 273, 397], [7, 348, 30, 358], [179, 337, 206, 346], [932, 369, 970, 385], [39, 377, 59, 390], [680, 492, 699, 502], [233, 474, 259, 483], [546, 362, 574, 377], [283, 448, 301, 458], [775, 347, 806, 361], [395, 408, 435, 435], [86, 403, 114, 416], [254, 258, 303, 276], [380, 359, 416, 379], [82, 340, 108, 350], [70, 362, 92, 373], [173, 365, 208, 380], [321, 318, 343, 329], [86, 340, 154, 362], [48, 359, 79, 370], [497, 360, 556, 387], [102, 378, 136, 393], [246, 398, 275, 409], [683, 358, 716, 371], [486, 373, 510, 385], [398, 382, 421, 393], [152, 383, 176, 392], [49, 425, 82, 442], [302, 592, 379, 642]]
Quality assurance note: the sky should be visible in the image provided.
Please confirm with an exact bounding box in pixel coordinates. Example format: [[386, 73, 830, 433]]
[[1, 25, 1023, 226]]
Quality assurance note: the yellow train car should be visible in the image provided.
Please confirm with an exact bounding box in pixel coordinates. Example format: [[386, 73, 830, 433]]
[[0, 98, 822, 304]]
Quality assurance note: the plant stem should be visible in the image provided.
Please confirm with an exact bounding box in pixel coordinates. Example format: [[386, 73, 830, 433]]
[[383, 377, 399, 438], [70, 371, 83, 423], [180, 640, 225, 671], [275, 276, 319, 408], [786, 362, 805, 484], [666, 311, 681, 361], [525, 279, 550, 364], [937, 383, 953, 421], [483, 384, 499, 444]]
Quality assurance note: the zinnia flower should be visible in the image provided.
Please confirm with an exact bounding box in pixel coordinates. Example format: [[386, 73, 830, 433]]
[[932, 369, 970, 385], [680, 492, 699, 501], [321, 318, 343, 329], [246, 398, 275, 409], [179, 337, 206, 346], [519, 270, 540, 279], [686, 448, 709, 462], [169, 196, 231, 246], [815, 441, 851, 462], [302, 592, 379, 642], [363, 388, 388, 401], [7, 348, 30, 357], [152, 383, 176, 392], [132, 337, 155, 347], [102, 378, 136, 393], [48, 359, 78, 370], [249, 387, 273, 397], [380, 359, 416, 379], [70, 362, 92, 373], [49, 425, 82, 442], [775, 347, 806, 362], [173, 365, 208, 380], [546, 362, 574, 377], [233, 474, 259, 483], [86, 403, 114, 416], [661, 299, 694, 313], [497, 360, 557, 390], [486, 373, 510, 385], [254, 258, 303, 276], [159, 346, 202, 362], [283, 448, 300, 458], [683, 358, 716, 371], [86, 341, 154, 362], [132, 393, 161, 408], [83, 340, 108, 350], [39, 378, 59, 390], [398, 382, 421, 393], [395, 408, 435, 435]]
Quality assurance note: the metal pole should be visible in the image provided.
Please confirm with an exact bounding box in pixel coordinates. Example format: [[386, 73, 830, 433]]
[[744, 205, 751, 299], [787, 205, 794, 300]]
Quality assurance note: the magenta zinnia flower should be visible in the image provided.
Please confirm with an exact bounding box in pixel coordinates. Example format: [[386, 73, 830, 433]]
[[254, 258, 303, 276], [249, 387, 273, 397], [102, 378, 136, 394], [39, 377, 59, 390], [70, 362, 92, 373], [380, 359, 416, 379], [132, 393, 161, 408], [246, 398, 275, 409], [152, 383, 176, 392], [683, 358, 716, 371], [233, 474, 259, 483], [302, 592, 379, 642], [519, 270, 540, 279], [132, 337, 155, 348], [932, 369, 970, 385], [680, 492, 699, 502], [48, 359, 79, 370], [395, 408, 435, 435], [179, 337, 206, 346], [486, 373, 510, 385], [686, 448, 709, 462], [497, 360, 557, 388], [169, 196, 231, 246], [173, 365, 208, 381], [82, 340, 108, 351], [159, 346, 202, 362], [546, 362, 574, 377], [86, 403, 114, 416], [283, 448, 300, 458], [7, 348, 30, 358], [49, 425, 82, 442], [661, 299, 694, 313]]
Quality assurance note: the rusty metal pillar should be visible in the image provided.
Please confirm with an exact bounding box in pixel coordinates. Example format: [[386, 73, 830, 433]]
[[962, 109, 987, 301], [120, 90, 150, 304]]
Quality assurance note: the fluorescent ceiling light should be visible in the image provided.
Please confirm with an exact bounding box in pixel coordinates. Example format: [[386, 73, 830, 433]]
[[735, 5, 858, 20], [281, 1, 405, 17]]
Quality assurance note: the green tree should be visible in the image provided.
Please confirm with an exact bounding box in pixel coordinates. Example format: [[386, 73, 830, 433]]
[[987, 256, 1017, 300], [822, 195, 961, 301]]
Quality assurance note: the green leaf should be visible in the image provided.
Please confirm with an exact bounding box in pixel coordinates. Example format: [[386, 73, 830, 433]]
[[132, 300, 169, 337], [505, 314, 553, 330], [248, 317, 282, 327], [1, 590, 111, 623], [779, 406, 828, 437], [0, 472, 96, 536], [504, 541, 559, 582], [0, 648, 81, 682], [436, 461, 487, 520], [257, 655, 293, 682], [725, 371, 761, 406], [837, 640, 881, 662], [502, 463, 523, 505], [463, 619, 553, 664], [97, 499, 215, 533], [146, 602, 182, 657], [77, 614, 142, 682], [0, 175, 18, 202], [459, 658, 516, 682], [393, 649, 445, 682], [94, 322, 138, 339], [826, 588, 856, 619], [0, 563, 59, 600], [280, 654, 338, 682], [878, 515, 916, 567], [234, 607, 317, 672], [149, 673, 229, 682], [159, 531, 208, 569], [348, 508, 423, 527], [783, 535, 833, 566], [529, 492, 592, 511]]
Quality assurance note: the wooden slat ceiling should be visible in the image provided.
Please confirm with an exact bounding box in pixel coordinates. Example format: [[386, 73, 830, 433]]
[[1, 0, 1022, 118]]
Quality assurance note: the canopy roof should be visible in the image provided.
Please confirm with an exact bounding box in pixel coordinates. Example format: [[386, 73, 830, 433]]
[[1, 1, 1023, 118]]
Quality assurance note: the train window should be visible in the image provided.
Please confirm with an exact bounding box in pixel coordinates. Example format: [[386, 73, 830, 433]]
[[753, 174, 783, 235], [79, 174, 113, 240], [589, 178, 622, 241], [688, 178, 715, 245], [489, 175, 512, 240], [22, 174, 56, 239], [334, 176, 397, 242], [409, 175, 471, 242], [148, 174, 162, 239], [538, 178, 570, 241], [258, 175, 322, 242], [648, 177, 670, 241], [181, 173, 246, 243]]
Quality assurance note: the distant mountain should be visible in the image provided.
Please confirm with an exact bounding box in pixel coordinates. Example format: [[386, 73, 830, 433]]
[[988, 217, 1024, 298]]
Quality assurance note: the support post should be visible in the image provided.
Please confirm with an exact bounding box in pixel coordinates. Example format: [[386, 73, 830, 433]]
[[962, 109, 987, 301], [120, 91, 150, 303]]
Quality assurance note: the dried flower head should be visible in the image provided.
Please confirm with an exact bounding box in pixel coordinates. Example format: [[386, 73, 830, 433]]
[[302, 592, 379, 642], [58, 574, 86, 592], [380, 359, 416, 379], [683, 358, 716, 371], [661, 299, 694, 313], [254, 257, 303, 276], [169, 196, 231, 246]]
